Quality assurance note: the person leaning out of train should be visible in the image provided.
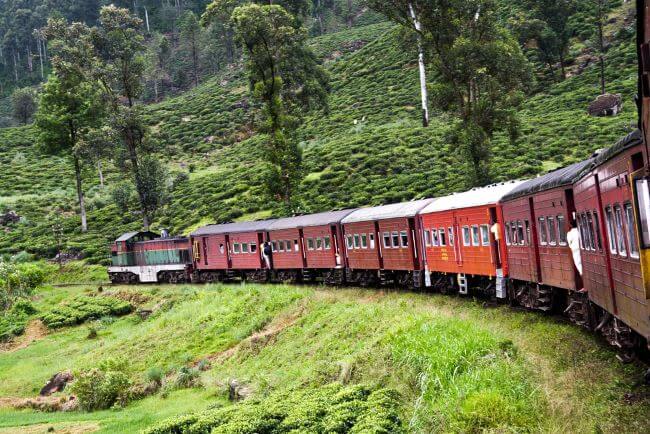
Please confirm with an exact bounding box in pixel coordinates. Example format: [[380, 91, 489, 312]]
[[263, 242, 272, 269], [566, 219, 586, 292]]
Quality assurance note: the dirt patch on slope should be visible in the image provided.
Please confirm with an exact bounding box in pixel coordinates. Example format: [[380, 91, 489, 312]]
[[0, 320, 47, 353], [0, 422, 99, 434], [0, 394, 78, 412]]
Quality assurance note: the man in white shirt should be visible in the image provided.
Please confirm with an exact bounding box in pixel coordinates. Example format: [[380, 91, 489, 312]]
[[566, 219, 583, 276]]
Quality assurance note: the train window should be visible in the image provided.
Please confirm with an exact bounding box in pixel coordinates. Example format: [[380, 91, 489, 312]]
[[614, 206, 627, 256], [431, 229, 439, 246], [587, 213, 598, 251], [324, 236, 331, 250], [439, 229, 446, 246], [592, 212, 602, 251], [233, 243, 241, 254], [346, 235, 354, 249], [308, 238, 315, 250], [316, 238, 323, 250], [286, 240, 293, 251], [557, 216, 567, 245], [634, 178, 650, 247], [361, 234, 368, 249], [392, 231, 400, 248], [448, 227, 454, 246], [505, 221, 511, 245], [241, 243, 249, 253], [624, 203, 639, 258], [354, 234, 360, 249], [517, 221, 525, 246], [463, 226, 471, 246], [250, 243, 257, 253], [424, 229, 431, 246], [510, 222, 517, 244], [400, 231, 409, 247], [278, 241, 285, 252], [605, 207, 617, 254], [471, 225, 480, 246], [369, 233, 375, 249], [547, 217, 557, 246], [524, 220, 531, 245], [383, 232, 391, 248], [480, 225, 490, 246], [538, 217, 548, 245]]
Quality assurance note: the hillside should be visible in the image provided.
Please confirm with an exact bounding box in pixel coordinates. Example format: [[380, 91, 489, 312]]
[[0, 2, 641, 264], [0, 281, 648, 432]]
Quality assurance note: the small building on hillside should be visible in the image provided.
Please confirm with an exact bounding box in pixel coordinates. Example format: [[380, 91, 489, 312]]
[[588, 93, 623, 117]]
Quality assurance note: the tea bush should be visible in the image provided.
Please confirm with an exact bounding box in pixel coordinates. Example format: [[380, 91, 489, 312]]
[[143, 383, 402, 434], [40, 295, 132, 329]]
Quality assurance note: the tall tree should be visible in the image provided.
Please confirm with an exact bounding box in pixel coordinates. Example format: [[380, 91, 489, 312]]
[[367, 1, 430, 127], [411, 0, 531, 186], [36, 18, 104, 233], [589, 0, 610, 94], [224, 3, 328, 208], [524, 0, 578, 80], [91, 5, 158, 230], [179, 11, 201, 88], [11, 87, 36, 124]]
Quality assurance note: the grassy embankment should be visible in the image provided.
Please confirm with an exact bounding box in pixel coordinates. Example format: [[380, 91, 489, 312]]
[[0, 280, 647, 433]]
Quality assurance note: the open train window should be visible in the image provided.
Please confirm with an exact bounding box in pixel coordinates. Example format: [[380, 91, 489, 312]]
[[431, 229, 439, 246], [369, 234, 375, 249], [346, 235, 354, 249], [505, 221, 511, 245], [392, 231, 400, 248], [462, 226, 471, 246], [614, 205, 627, 257], [587, 213, 597, 251], [605, 207, 617, 254], [316, 238, 323, 250], [480, 225, 490, 246], [400, 231, 409, 247], [634, 178, 650, 247], [286, 240, 293, 251], [324, 236, 331, 250], [448, 227, 454, 246], [557, 216, 567, 245], [250, 243, 257, 253], [278, 241, 285, 252], [547, 216, 557, 245], [361, 234, 368, 249], [471, 225, 480, 246], [308, 238, 315, 250], [383, 232, 391, 248], [538, 217, 548, 245], [592, 212, 602, 251], [439, 229, 446, 246], [424, 229, 431, 246], [525, 220, 531, 245], [518, 221, 525, 246], [510, 222, 517, 244], [624, 203, 639, 258]]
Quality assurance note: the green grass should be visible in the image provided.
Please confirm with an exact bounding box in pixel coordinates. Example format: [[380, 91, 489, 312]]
[[0, 283, 647, 433]]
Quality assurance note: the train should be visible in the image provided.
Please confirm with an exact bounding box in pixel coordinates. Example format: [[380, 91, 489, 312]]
[[108, 0, 650, 366]]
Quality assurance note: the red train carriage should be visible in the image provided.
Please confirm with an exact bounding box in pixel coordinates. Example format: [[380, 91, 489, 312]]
[[340, 199, 435, 287], [573, 131, 650, 351], [265, 210, 356, 284], [108, 231, 192, 283], [418, 182, 524, 297], [500, 159, 595, 311], [190, 220, 273, 282]]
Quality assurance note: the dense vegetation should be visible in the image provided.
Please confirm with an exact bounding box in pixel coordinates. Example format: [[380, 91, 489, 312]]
[[0, 282, 647, 432]]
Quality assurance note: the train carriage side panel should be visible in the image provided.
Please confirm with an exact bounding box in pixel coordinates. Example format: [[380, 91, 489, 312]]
[[377, 217, 419, 271], [303, 225, 341, 269], [268, 228, 304, 270], [342, 220, 382, 270], [501, 196, 538, 283]]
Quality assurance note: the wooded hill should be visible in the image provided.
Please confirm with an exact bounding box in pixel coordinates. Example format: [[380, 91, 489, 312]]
[[0, 0, 640, 264]]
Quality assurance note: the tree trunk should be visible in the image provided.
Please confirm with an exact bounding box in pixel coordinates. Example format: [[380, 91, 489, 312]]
[[408, 3, 429, 127], [559, 50, 566, 79], [37, 35, 44, 79], [144, 6, 151, 32], [597, 14, 606, 94], [347, 0, 353, 28], [98, 161, 104, 187], [192, 40, 199, 87], [74, 156, 88, 232], [12, 51, 18, 82]]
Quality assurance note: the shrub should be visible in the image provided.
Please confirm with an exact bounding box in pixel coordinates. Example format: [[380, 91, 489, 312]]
[[71, 358, 132, 411], [142, 383, 402, 434], [175, 366, 200, 389], [40, 296, 133, 329], [146, 367, 164, 386]]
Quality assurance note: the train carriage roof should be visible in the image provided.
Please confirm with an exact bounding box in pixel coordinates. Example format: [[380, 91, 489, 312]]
[[590, 129, 642, 169], [500, 159, 596, 202], [115, 231, 158, 242], [267, 209, 357, 231], [419, 181, 526, 213], [191, 220, 275, 236], [341, 198, 436, 224]]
